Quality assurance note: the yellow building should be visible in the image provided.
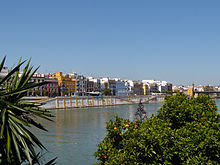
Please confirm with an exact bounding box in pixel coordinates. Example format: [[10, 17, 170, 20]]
[[46, 72, 76, 96], [143, 84, 149, 95], [187, 87, 194, 98], [45, 73, 57, 79], [187, 83, 195, 98]]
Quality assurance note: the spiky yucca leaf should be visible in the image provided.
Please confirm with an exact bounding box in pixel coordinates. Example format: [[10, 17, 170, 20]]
[[0, 57, 55, 165]]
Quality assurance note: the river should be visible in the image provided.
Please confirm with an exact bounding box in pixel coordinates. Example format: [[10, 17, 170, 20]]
[[33, 100, 220, 165]]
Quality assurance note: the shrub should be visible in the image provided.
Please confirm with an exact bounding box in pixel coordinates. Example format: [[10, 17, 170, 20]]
[[94, 93, 220, 164]]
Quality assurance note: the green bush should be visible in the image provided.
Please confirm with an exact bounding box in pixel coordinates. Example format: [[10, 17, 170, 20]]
[[103, 89, 111, 96], [94, 93, 220, 164]]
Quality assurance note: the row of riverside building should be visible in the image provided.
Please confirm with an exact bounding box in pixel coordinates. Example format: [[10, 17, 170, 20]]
[[0, 68, 172, 97]]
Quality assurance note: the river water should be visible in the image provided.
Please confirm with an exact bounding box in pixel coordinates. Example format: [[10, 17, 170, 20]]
[[33, 100, 220, 165]]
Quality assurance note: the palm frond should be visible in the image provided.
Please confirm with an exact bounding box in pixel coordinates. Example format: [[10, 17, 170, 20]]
[[11, 57, 22, 90], [0, 61, 25, 86], [0, 56, 6, 71], [0, 57, 55, 164]]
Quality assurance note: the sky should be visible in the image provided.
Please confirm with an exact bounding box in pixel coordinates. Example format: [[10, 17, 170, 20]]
[[0, 0, 220, 85]]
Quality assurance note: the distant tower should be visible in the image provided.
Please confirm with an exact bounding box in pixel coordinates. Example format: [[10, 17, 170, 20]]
[[192, 83, 195, 97], [188, 83, 195, 98]]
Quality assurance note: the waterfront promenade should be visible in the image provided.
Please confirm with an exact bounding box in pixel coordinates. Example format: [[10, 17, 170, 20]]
[[24, 95, 166, 109]]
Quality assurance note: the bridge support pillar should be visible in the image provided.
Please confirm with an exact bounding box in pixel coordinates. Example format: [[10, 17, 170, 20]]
[[87, 97, 89, 107], [92, 97, 94, 106], [75, 97, 78, 108], [56, 97, 59, 108], [69, 97, 72, 108], [96, 97, 98, 106], [81, 96, 84, 107], [63, 97, 66, 109]]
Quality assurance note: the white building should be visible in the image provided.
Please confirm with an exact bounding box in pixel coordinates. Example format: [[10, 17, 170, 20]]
[[142, 80, 172, 93], [0, 67, 8, 78], [100, 77, 109, 91], [196, 86, 205, 92], [70, 72, 87, 96], [158, 81, 172, 92], [87, 77, 101, 92], [20, 73, 46, 96], [124, 80, 134, 95], [142, 80, 159, 93], [0, 67, 9, 88]]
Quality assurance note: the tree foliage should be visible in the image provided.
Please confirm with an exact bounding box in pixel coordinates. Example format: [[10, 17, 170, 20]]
[[94, 92, 220, 164], [103, 89, 111, 96], [34, 90, 40, 96], [0, 57, 56, 165], [51, 90, 56, 97], [43, 89, 49, 96]]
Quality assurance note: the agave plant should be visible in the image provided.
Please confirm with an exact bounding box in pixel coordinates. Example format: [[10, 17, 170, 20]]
[[0, 57, 56, 165]]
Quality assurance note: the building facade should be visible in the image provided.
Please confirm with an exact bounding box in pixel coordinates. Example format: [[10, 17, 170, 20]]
[[46, 72, 76, 96], [115, 79, 126, 96], [71, 73, 87, 96], [158, 81, 172, 92], [44, 79, 59, 97], [108, 79, 116, 95], [124, 80, 134, 96], [76, 75, 87, 96], [143, 83, 149, 95], [86, 79, 94, 93], [87, 77, 101, 92], [133, 81, 144, 95], [27, 73, 45, 96], [0, 67, 8, 89]]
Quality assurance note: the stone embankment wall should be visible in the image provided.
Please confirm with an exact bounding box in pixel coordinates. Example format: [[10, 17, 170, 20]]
[[30, 95, 165, 109]]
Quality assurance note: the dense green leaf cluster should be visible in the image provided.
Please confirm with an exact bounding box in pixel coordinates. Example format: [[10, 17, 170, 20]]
[[94, 93, 220, 165], [0, 57, 56, 165], [103, 89, 111, 96]]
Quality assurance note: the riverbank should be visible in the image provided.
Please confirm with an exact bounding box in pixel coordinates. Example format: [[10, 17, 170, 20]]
[[24, 95, 166, 109]]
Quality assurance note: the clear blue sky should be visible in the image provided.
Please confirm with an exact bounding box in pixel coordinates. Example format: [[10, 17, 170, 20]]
[[1, 0, 220, 85]]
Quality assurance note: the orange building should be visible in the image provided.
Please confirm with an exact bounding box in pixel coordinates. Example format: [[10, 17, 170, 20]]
[[46, 72, 76, 96]]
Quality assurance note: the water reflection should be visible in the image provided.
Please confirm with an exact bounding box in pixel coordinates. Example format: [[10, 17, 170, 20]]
[[33, 101, 220, 165]]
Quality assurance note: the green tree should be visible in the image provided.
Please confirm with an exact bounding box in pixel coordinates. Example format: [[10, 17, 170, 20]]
[[34, 90, 40, 96], [0, 57, 56, 164], [43, 89, 48, 96], [94, 92, 220, 164], [64, 90, 68, 96], [51, 90, 56, 97], [161, 90, 173, 94], [103, 89, 111, 96]]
